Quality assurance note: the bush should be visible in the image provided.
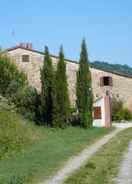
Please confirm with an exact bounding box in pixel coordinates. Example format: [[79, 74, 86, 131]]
[[0, 110, 32, 159], [0, 54, 27, 96], [116, 108, 132, 121], [8, 85, 39, 121], [0, 53, 42, 122], [69, 114, 80, 126], [0, 95, 15, 111], [112, 96, 132, 121]]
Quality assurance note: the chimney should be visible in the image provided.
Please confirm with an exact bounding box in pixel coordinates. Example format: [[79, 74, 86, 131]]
[[18, 43, 32, 49], [26, 43, 32, 49]]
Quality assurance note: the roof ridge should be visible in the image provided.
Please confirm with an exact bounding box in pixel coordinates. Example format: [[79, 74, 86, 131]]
[[4, 46, 132, 79]]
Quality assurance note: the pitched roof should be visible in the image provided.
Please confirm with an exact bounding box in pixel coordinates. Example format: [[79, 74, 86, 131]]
[[5, 46, 78, 64], [5, 46, 132, 79]]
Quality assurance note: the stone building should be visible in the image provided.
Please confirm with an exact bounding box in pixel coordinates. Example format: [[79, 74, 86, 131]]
[[5, 43, 132, 111]]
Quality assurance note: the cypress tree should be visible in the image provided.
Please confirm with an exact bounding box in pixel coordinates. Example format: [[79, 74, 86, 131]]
[[76, 39, 93, 128], [53, 46, 70, 128], [40, 46, 54, 126]]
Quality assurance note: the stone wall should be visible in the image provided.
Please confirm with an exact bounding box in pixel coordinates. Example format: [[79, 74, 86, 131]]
[[7, 48, 132, 111]]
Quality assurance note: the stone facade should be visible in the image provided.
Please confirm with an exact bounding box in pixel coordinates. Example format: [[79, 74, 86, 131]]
[[6, 46, 132, 111]]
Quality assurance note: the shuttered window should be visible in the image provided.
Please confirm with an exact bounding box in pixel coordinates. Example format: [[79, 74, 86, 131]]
[[22, 55, 30, 62], [100, 76, 113, 87], [94, 106, 101, 119]]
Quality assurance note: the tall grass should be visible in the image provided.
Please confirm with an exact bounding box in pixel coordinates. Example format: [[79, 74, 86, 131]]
[[0, 110, 40, 160], [0, 126, 111, 184]]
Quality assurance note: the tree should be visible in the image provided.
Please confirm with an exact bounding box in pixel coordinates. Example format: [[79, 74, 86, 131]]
[[76, 39, 93, 128], [0, 53, 27, 96], [40, 46, 54, 126], [53, 46, 70, 128]]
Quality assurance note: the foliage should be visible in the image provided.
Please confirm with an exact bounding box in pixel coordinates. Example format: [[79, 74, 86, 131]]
[[68, 107, 80, 126], [9, 85, 39, 121], [40, 46, 55, 126], [53, 46, 70, 128], [0, 127, 110, 184], [0, 110, 33, 160], [115, 108, 132, 121], [0, 53, 27, 96], [91, 61, 132, 77], [0, 95, 15, 111], [1, 175, 28, 184], [76, 40, 93, 128], [64, 128, 132, 184], [112, 96, 132, 121], [0, 52, 40, 121]]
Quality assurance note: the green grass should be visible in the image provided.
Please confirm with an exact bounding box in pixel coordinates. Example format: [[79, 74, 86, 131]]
[[0, 121, 111, 184], [0, 110, 41, 160], [64, 128, 132, 184]]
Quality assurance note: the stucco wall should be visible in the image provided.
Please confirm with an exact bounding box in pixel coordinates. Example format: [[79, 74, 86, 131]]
[[7, 48, 132, 111], [93, 98, 105, 127]]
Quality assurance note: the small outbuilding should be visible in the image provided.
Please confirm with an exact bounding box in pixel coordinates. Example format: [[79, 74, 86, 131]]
[[93, 95, 111, 128]]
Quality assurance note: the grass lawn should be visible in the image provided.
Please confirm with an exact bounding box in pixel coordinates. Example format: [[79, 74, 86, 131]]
[[64, 128, 132, 184], [0, 123, 111, 184]]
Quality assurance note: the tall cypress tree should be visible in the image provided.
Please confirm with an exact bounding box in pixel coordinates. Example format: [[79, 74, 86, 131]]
[[76, 39, 93, 128], [53, 46, 70, 128], [40, 46, 54, 126]]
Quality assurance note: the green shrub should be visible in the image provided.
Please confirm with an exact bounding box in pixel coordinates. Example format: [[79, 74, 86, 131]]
[[112, 96, 132, 121], [0, 53, 41, 122], [116, 108, 132, 121], [9, 86, 39, 121], [0, 110, 33, 159], [0, 95, 15, 111], [0, 54, 27, 96], [69, 114, 80, 126]]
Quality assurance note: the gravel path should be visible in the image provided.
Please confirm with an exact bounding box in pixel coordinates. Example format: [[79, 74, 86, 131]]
[[116, 140, 132, 184], [40, 128, 122, 184]]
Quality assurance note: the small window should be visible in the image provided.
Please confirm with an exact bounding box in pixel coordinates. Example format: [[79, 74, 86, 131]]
[[100, 76, 113, 87], [22, 55, 30, 62], [103, 77, 110, 86], [94, 106, 101, 119]]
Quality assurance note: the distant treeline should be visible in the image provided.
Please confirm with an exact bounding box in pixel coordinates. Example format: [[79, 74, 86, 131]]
[[90, 61, 132, 78]]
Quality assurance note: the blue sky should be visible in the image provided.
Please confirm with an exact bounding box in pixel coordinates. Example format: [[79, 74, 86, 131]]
[[0, 0, 132, 66]]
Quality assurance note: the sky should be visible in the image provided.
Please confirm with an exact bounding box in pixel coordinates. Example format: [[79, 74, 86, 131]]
[[0, 0, 132, 66]]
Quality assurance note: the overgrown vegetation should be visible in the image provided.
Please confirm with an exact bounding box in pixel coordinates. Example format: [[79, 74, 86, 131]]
[[0, 52, 39, 121], [76, 40, 93, 128], [64, 128, 132, 184], [112, 96, 132, 121], [0, 54, 27, 96], [0, 110, 31, 159], [9, 85, 39, 121], [0, 97, 40, 160], [0, 127, 111, 184]]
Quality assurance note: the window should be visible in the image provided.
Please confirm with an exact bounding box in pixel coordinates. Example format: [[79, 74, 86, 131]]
[[94, 106, 101, 119], [103, 77, 110, 86], [100, 76, 113, 87], [22, 55, 30, 62]]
